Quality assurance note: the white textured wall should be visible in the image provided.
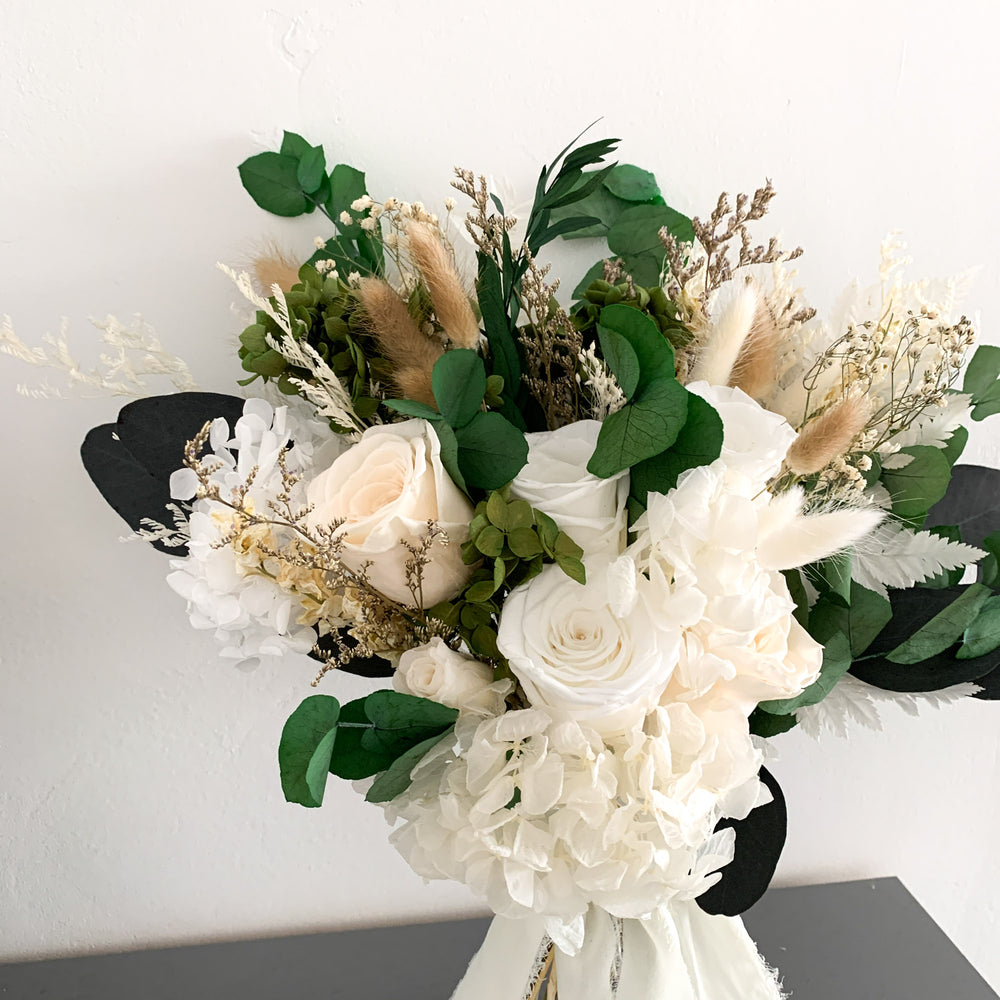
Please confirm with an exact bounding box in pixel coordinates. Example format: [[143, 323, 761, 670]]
[[2, 0, 999, 990]]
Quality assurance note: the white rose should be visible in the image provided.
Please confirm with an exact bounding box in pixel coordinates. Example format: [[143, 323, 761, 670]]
[[509, 419, 629, 558], [496, 555, 681, 735], [686, 381, 797, 484], [305, 419, 474, 606], [393, 637, 496, 712]]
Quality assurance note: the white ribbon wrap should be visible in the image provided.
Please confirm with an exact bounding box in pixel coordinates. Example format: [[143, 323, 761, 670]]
[[450, 903, 784, 1000]]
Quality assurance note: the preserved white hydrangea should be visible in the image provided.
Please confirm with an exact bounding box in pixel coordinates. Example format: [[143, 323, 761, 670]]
[[384, 706, 763, 953], [166, 398, 342, 664], [631, 462, 824, 717]]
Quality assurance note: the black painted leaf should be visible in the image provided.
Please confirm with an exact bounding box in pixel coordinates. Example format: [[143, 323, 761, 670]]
[[850, 585, 1000, 692], [925, 465, 1000, 548], [308, 629, 394, 678], [81, 392, 245, 555], [697, 767, 786, 917], [973, 665, 1000, 700]]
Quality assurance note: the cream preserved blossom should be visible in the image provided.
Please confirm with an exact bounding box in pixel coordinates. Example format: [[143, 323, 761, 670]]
[[166, 399, 341, 664], [384, 706, 763, 954]]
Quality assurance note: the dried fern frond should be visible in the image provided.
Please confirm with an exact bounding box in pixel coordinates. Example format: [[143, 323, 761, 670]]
[[786, 395, 870, 475], [356, 278, 442, 407], [405, 221, 480, 349]]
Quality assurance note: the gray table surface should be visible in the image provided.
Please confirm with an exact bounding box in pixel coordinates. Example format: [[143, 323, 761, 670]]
[[0, 877, 994, 999]]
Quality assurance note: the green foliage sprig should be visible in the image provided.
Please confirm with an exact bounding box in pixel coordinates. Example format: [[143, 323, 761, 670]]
[[278, 691, 458, 808], [585, 304, 723, 510], [237, 264, 389, 427], [429, 488, 585, 668], [386, 350, 529, 492]]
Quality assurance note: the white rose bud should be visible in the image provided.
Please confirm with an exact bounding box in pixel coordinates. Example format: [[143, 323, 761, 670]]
[[394, 637, 495, 712], [305, 419, 474, 606], [510, 419, 629, 559]]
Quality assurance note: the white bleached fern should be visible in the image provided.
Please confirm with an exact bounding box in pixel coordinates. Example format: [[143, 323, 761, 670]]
[[796, 673, 982, 739], [1, 313, 197, 399], [218, 264, 364, 434], [852, 522, 984, 595]]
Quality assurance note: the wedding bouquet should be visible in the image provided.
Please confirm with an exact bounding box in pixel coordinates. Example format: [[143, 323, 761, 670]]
[[7, 130, 1000, 998]]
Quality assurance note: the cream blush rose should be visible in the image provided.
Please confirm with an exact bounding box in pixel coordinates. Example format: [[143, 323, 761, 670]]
[[305, 419, 474, 606]]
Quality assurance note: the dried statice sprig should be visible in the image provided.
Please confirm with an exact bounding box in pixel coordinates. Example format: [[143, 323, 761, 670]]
[[451, 167, 518, 257], [219, 263, 365, 433], [182, 422, 453, 683], [120, 502, 191, 548], [516, 252, 584, 429], [660, 181, 809, 312], [1, 313, 197, 399]]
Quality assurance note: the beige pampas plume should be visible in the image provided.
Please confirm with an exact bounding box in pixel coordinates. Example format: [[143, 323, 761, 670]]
[[689, 283, 759, 386], [252, 244, 302, 295], [355, 277, 442, 408], [786, 396, 871, 476], [728, 291, 782, 400], [405, 221, 480, 349]]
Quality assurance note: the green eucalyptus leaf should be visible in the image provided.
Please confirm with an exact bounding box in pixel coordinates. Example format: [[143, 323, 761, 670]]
[[430, 421, 467, 495], [326, 164, 368, 232], [607, 204, 694, 259], [598, 303, 674, 388], [279, 131, 311, 157], [808, 583, 892, 657], [366, 731, 455, 804], [783, 569, 810, 629], [603, 164, 660, 202], [278, 695, 340, 807], [748, 708, 798, 738], [327, 698, 397, 780], [238, 152, 309, 217], [587, 378, 688, 479], [596, 325, 641, 399], [881, 446, 952, 522], [886, 583, 991, 664], [957, 595, 1000, 659], [297, 145, 327, 194], [629, 392, 723, 499], [384, 398, 440, 420], [455, 412, 529, 490], [962, 345, 1000, 402], [432, 350, 487, 428]]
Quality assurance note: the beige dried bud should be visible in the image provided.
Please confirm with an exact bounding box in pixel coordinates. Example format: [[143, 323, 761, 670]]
[[786, 395, 871, 476]]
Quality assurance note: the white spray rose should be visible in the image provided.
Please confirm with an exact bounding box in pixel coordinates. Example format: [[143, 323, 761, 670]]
[[509, 419, 629, 558], [305, 419, 474, 606], [686, 381, 797, 484], [496, 555, 681, 734], [394, 637, 497, 712]]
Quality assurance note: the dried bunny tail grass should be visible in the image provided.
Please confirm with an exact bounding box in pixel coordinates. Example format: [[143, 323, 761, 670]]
[[252, 243, 302, 295], [355, 277, 442, 408], [405, 220, 480, 349], [786, 395, 871, 476], [728, 290, 782, 399], [689, 282, 758, 386]]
